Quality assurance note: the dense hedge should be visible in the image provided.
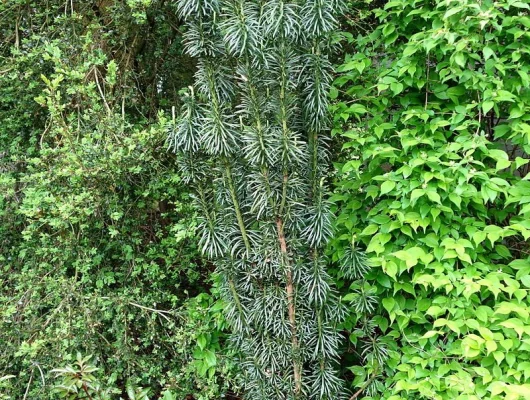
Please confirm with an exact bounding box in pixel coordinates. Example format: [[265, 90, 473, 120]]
[[0, 2, 232, 399], [331, 0, 530, 398]]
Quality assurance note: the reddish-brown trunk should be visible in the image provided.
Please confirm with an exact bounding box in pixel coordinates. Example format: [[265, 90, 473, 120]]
[[276, 217, 302, 396]]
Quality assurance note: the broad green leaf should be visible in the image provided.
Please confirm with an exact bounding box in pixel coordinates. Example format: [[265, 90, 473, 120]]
[[381, 180, 396, 195], [483, 47, 494, 61], [382, 298, 396, 313]]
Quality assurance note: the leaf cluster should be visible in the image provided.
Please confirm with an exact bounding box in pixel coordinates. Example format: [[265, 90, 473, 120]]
[[330, 0, 530, 398]]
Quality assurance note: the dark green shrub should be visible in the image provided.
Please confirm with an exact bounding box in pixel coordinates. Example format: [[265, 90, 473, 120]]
[[0, 3, 232, 399]]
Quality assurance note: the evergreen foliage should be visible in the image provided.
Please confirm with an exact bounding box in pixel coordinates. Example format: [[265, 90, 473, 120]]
[[169, 1, 348, 398]]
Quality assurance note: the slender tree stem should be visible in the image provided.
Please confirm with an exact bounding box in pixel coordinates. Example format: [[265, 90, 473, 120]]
[[349, 371, 377, 400], [244, 58, 275, 212], [82, 383, 94, 400], [276, 217, 302, 396], [227, 277, 245, 323], [22, 369, 33, 400], [198, 180, 246, 325], [93, 68, 111, 115], [274, 45, 303, 395], [310, 129, 319, 197], [222, 164, 250, 327], [225, 161, 251, 253]]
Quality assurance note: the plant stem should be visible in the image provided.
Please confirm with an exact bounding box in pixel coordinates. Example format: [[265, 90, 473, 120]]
[[82, 383, 94, 400], [225, 161, 251, 253], [22, 369, 33, 400], [276, 217, 302, 396], [197, 180, 246, 326], [349, 371, 377, 400]]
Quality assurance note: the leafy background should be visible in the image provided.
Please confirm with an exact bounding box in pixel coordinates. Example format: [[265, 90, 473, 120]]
[[1, 2, 232, 399], [2, 0, 530, 399], [331, 0, 530, 398]]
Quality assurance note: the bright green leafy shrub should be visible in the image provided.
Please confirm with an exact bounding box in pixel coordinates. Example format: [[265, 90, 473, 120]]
[[331, 0, 530, 398]]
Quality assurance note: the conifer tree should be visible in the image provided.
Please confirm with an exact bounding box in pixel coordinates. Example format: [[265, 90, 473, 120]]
[[169, 1, 346, 398]]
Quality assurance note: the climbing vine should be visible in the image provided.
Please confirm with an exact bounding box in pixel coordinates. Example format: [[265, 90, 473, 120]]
[[331, 0, 530, 398]]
